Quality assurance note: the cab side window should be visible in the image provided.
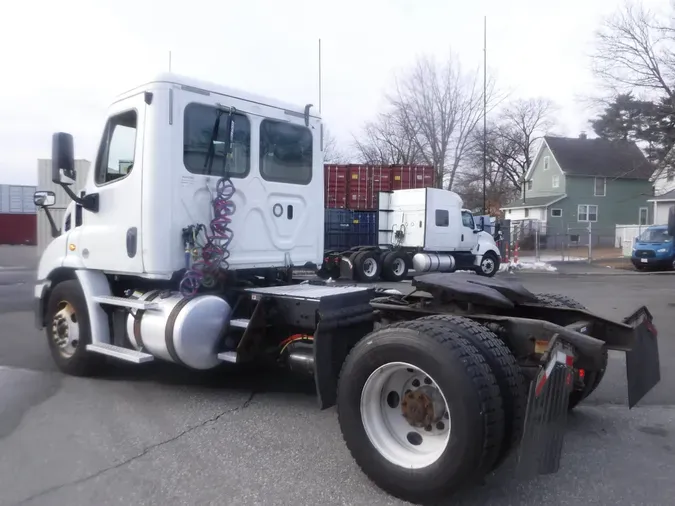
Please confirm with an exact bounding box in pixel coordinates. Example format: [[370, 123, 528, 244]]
[[95, 110, 137, 185], [435, 210, 449, 227], [462, 211, 475, 229]]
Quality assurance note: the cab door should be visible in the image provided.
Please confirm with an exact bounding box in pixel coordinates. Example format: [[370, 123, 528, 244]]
[[459, 211, 478, 251], [77, 93, 146, 274]]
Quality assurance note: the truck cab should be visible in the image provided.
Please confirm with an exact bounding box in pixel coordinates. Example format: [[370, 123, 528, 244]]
[[36, 72, 324, 286], [631, 225, 675, 271]]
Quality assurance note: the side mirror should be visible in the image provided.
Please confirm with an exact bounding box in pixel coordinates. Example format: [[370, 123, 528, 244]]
[[669, 206, 675, 237], [52, 132, 76, 186], [34, 191, 56, 208]]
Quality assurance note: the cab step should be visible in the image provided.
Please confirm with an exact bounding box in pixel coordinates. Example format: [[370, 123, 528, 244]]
[[86, 343, 154, 363], [229, 318, 249, 330], [217, 351, 238, 363], [92, 295, 159, 310]]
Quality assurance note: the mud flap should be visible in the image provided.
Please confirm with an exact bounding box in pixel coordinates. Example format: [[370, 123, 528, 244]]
[[623, 306, 660, 409], [516, 343, 574, 477], [339, 257, 354, 280]]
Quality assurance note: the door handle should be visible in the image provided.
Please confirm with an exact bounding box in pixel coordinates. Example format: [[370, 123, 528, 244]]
[[461, 234, 464, 241]]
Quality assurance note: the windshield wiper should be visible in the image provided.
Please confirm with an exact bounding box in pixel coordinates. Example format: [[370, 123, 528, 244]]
[[204, 107, 236, 176]]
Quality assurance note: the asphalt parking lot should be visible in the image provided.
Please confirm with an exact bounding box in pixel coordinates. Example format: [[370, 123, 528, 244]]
[[1, 247, 675, 505]]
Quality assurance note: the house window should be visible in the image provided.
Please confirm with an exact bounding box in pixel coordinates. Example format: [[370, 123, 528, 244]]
[[578, 204, 598, 222], [435, 209, 449, 227], [551, 208, 562, 217], [524, 208, 530, 218], [527, 180, 533, 191], [552, 175, 560, 188], [594, 177, 606, 196], [543, 156, 550, 171], [639, 207, 649, 225]]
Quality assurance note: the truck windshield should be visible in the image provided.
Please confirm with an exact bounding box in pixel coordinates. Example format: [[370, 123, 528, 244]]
[[638, 228, 672, 243]]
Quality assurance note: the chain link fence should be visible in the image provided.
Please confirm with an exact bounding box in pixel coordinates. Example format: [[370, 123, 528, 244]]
[[503, 219, 627, 264]]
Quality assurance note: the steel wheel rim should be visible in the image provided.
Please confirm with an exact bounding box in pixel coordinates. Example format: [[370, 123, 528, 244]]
[[482, 257, 495, 274], [360, 361, 451, 469], [392, 258, 406, 276], [51, 301, 80, 358], [363, 257, 377, 277]]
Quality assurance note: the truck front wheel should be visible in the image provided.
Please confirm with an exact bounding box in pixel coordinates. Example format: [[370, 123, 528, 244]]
[[337, 321, 503, 502], [46, 280, 105, 376], [477, 252, 499, 277]]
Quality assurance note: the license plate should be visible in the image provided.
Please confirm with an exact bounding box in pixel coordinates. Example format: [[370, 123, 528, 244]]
[[641, 258, 648, 263]]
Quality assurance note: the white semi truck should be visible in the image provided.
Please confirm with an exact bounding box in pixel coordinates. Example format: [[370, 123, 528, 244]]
[[320, 187, 502, 282], [33, 72, 661, 504]]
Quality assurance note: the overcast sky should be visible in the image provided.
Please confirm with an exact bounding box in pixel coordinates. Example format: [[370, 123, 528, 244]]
[[0, 0, 670, 186]]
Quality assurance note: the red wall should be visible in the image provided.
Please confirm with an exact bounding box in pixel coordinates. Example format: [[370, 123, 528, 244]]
[[0, 214, 37, 245]]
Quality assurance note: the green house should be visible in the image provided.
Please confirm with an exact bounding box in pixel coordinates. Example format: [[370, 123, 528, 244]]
[[501, 135, 655, 246]]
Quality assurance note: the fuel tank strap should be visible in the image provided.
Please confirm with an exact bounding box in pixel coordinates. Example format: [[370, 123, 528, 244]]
[[165, 297, 192, 365], [133, 291, 162, 351]]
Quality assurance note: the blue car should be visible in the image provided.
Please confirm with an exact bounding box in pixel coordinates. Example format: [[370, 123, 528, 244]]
[[631, 225, 675, 271]]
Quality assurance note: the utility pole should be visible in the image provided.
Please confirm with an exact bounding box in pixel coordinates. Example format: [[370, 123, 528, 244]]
[[482, 16, 487, 215]]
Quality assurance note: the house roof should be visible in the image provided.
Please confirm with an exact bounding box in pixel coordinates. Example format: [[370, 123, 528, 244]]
[[647, 189, 675, 202], [501, 194, 566, 210], [543, 136, 655, 180]]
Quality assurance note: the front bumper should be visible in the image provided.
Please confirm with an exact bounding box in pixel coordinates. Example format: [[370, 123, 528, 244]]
[[631, 255, 673, 268]]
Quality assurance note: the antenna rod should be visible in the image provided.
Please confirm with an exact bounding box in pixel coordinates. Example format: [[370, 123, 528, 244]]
[[482, 16, 487, 216], [169, 50, 172, 72], [318, 39, 322, 114]]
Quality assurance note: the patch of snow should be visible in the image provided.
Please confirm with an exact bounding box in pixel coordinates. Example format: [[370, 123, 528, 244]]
[[515, 254, 585, 263], [499, 260, 557, 273]]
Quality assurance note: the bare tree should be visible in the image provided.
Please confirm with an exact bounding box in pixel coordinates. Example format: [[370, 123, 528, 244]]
[[592, 1, 675, 102], [390, 54, 501, 189], [323, 127, 347, 164], [352, 108, 425, 165], [454, 98, 556, 211], [497, 98, 556, 188]]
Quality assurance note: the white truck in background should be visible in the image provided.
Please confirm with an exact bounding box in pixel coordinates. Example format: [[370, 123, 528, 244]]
[[321, 187, 502, 282], [31, 72, 660, 504]]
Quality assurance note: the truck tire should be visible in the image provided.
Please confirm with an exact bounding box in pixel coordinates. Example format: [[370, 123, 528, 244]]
[[45, 280, 105, 376], [477, 251, 499, 277], [417, 314, 526, 469], [535, 293, 608, 410], [381, 251, 408, 282], [353, 251, 381, 282], [337, 320, 503, 503]]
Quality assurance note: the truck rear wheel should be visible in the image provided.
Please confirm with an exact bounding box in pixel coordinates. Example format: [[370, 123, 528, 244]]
[[337, 320, 503, 502], [417, 314, 526, 469], [353, 251, 381, 282], [535, 293, 608, 410], [46, 280, 105, 377], [381, 251, 408, 282]]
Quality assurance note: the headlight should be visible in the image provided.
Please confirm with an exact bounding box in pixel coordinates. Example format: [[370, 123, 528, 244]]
[[657, 248, 667, 253]]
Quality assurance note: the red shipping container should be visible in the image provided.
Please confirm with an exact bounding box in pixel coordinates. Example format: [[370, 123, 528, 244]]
[[391, 165, 434, 190], [346, 165, 371, 210], [0, 213, 37, 245], [324, 164, 349, 208]]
